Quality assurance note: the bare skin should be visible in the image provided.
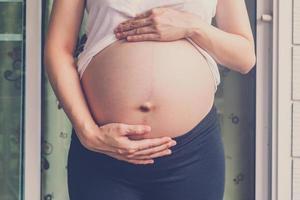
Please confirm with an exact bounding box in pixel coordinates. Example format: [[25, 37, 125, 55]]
[[44, 0, 256, 164], [81, 38, 215, 140]]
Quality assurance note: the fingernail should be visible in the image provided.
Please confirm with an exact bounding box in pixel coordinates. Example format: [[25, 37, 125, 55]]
[[167, 150, 172, 154]]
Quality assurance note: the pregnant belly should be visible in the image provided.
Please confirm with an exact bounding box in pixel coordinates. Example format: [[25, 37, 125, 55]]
[[80, 38, 215, 139]]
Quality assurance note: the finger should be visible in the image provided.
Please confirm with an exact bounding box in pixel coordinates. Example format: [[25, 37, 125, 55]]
[[127, 159, 154, 165], [83, 139, 117, 153], [134, 7, 165, 19], [137, 149, 172, 159], [127, 34, 161, 42], [131, 136, 172, 151], [158, 3, 185, 10], [114, 17, 153, 32], [116, 137, 173, 155], [134, 9, 153, 19], [116, 26, 157, 39], [127, 134, 147, 140], [128, 140, 176, 157], [122, 124, 152, 136]]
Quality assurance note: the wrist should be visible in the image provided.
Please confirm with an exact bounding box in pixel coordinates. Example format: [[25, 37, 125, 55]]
[[185, 26, 200, 38], [75, 119, 99, 137], [74, 121, 107, 152], [183, 14, 206, 38]]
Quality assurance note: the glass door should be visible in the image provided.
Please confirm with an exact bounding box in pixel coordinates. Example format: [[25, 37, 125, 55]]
[[214, 0, 256, 199], [0, 0, 25, 200]]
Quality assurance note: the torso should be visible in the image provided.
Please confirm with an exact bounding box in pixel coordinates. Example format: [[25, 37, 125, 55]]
[[80, 38, 215, 139]]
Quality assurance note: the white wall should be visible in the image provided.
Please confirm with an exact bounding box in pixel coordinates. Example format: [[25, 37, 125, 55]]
[[272, 0, 300, 199]]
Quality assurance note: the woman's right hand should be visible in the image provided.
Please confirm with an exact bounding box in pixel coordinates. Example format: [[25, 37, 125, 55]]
[[76, 122, 177, 165]]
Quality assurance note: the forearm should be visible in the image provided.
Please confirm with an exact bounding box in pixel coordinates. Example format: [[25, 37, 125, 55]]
[[44, 49, 98, 136], [185, 16, 256, 74]]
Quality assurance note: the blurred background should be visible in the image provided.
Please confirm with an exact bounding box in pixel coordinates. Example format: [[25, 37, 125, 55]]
[[0, 0, 256, 199], [0, 0, 299, 200]]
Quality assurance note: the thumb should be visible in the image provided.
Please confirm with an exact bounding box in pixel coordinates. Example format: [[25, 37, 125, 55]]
[[122, 124, 152, 136]]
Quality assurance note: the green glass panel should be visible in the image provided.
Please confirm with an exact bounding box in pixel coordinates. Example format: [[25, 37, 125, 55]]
[[0, 1, 25, 200], [0, 2, 23, 34]]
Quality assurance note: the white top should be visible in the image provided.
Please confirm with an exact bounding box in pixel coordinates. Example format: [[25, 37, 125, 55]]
[[77, 0, 221, 92]]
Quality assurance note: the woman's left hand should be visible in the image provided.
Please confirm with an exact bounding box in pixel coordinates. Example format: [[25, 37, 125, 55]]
[[113, 6, 198, 42]]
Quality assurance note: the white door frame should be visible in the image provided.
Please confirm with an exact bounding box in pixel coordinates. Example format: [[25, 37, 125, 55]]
[[256, 0, 274, 199], [24, 0, 42, 199], [271, 0, 294, 199]]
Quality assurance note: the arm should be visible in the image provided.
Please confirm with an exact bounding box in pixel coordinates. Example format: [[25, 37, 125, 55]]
[[112, 1, 256, 74], [186, 0, 256, 74], [43, 0, 177, 164], [43, 0, 97, 140]]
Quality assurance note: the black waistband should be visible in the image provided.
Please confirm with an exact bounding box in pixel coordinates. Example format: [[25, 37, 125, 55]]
[[170, 103, 218, 152]]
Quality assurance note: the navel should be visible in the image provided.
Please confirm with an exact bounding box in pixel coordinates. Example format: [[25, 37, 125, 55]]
[[138, 101, 155, 112]]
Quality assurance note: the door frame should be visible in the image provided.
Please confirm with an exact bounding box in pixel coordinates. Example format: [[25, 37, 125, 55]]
[[256, 0, 274, 199], [271, 0, 294, 199], [23, 0, 42, 199]]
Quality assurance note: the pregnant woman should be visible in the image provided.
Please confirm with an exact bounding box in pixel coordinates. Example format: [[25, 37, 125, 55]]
[[44, 0, 256, 199]]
